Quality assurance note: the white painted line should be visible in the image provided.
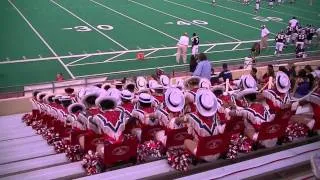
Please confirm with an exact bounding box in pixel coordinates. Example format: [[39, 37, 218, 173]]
[[144, 49, 159, 57], [6, 57, 10, 61], [50, 0, 128, 50], [161, 44, 167, 47], [103, 52, 125, 62], [66, 55, 91, 66], [22, 56, 26, 60], [38, 55, 42, 58], [75, 49, 318, 78], [8, 0, 75, 79], [204, 44, 216, 53], [164, 0, 276, 35], [89, 0, 178, 41], [197, 0, 287, 25], [128, 0, 241, 41], [68, 52, 73, 55], [62, 27, 73, 30], [232, 43, 242, 50]]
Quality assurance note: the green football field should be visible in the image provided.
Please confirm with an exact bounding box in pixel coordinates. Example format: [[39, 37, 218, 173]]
[[0, 0, 320, 89]]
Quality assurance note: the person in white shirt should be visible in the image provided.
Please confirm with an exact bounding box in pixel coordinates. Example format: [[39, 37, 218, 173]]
[[289, 17, 299, 28], [260, 25, 270, 49], [176, 32, 189, 64]]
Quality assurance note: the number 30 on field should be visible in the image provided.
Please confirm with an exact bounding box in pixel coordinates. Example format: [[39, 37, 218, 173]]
[[69, 25, 114, 32]]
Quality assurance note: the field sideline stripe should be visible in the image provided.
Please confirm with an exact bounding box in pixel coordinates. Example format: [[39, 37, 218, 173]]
[[68, 44, 277, 66], [228, 0, 319, 24], [0, 39, 266, 64], [128, 0, 241, 41], [50, 0, 128, 50], [74, 49, 320, 78], [196, 0, 287, 25], [66, 55, 91, 66], [7, 0, 75, 79], [164, 0, 276, 35], [89, 0, 178, 41]]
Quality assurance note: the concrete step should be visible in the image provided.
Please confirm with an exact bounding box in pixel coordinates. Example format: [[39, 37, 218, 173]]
[[0, 136, 43, 149]]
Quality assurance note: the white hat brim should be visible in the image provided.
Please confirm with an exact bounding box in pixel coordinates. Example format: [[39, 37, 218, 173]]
[[276, 72, 290, 93], [195, 89, 218, 117], [165, 88, 185, 112]]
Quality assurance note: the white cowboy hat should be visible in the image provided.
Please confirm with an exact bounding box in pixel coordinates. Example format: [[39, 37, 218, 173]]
[[124, 81, 136, 92], [160, 75, 170, 87], [136, 76, 147, 90], [276, 71, 290, 93], [199, 78, 211, 89], [77, 86, 101, 101], [102, 83, 112, 91], [44, 94, 55, 104], [184, 76, 200, 89], [235, 88, 258, 99], [81, 92, 100, 108], [165, 87, 185, 112], [95, 96, 118, 110], [67, 103, 86, 114], [138, 93, 153, 104], [195, 89, 219, 117], [240, 74, 257, 89], [106, 88, 121, 105], [148, 80, 159, 89], [121, 90, 134, 100], [36, 92, 47, 102], [311, 70, 320, 78]]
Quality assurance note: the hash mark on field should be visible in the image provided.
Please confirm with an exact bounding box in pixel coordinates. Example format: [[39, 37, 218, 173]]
[[6, 57, 10, 61], [232, 43, 242, 50], [137, 46, 142, 49], [110, 49, 115, 51], [22, 56, 26, 60], [68, 52, 73, 55], [62, 28, 73, 30], [104, 52, 126, 62], [38, 55, 42, 58], [161, 44, 167, 47]]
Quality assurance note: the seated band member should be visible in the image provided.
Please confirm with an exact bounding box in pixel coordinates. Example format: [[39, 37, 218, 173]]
[[93, 96, 126, 143], [131, 93, 159, 142], [184, 88, 225, 161], [230, 89, 276, 147], [155, 87, 186, 146], [184, 76, 201, 113]]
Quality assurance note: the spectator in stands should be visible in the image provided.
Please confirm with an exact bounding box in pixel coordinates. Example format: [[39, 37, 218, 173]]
[[293, 69, 312, 97], [189, 55, 198, 73], [250, 67, 258, 81], [218, 63, 233, 82], [261, 64, 275, 83], [152, 68, 165, 81], [56, 73, 64, 82], [193, 53, 212, 80], [288, 63, 297, 90]]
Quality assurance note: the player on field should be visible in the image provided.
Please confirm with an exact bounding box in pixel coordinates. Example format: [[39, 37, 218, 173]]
[[243, 0, 250, 5], [255, 0, 260, 13], [296, 30, 306, 49], [191, 33, 200, 57], [212, 0, 217, 6], [285, 24, 294, 44], [289, 17, 299, 29], [306, 25, 316, 45], [274, 31, 286, 56], [269, 0, 274, 8]]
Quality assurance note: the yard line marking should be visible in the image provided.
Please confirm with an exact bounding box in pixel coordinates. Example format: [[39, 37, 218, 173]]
[[68, 52, 73, 55], [144, 49, 159, 57], [68, 45, 278, 66], [8, 0, 75, 79], [66, 55, 92, 66], [196, 0, 287, 25], [103, 52, 125, 62], [164, 0, 276, 35], [89, 0, 178, 41], [232, 43, 242, 50], [0, 39, 272, 64], [204, 45, 216, 53], [228, 0, 319, 23], [75, 50, 317, 78], [128, 0, 241, 41], [50, 0, 128, 50]]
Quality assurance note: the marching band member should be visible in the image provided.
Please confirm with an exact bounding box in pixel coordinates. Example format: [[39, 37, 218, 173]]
[[184, 89, 225, 161], [263, 71, 292, 114], [118, 90, 136, 133], [149, 79, 165, 108], [136, 76, 148, 94], [184, 76, 201, 113], [131, 93, 159, 142], [155, 87, 186, 146], [159, 75, 170, 88], [230, 89, 276, 147]]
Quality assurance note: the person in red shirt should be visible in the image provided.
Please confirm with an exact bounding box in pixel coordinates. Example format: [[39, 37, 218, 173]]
[[56, 73, 64, 82]]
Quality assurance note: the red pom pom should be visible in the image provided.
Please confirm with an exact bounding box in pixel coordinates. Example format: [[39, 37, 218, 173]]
[[82, 150, 104, 175], [66, 145, 83, 162], [166, 148, 192, 171], [137, 140, 165, 163], [285, 122, 308, 142]]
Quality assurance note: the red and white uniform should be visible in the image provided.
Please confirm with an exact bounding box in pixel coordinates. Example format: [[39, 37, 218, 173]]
[[93, 108, 126, 143], [185, 88, 199, 113], [156, 108, 185, 129], [78, 107, 100, 132], [132, 106, 159, 126], [117, 101, 135, 118], [263, 89, 291, 114], [153, 94, 165, 109], [187, 112, 225, 139]]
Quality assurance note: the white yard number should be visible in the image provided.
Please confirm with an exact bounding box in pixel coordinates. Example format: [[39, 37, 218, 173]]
[[71, 25, 114, 32], [253, 16, 283, 22], [177, 20, 208, 26]]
